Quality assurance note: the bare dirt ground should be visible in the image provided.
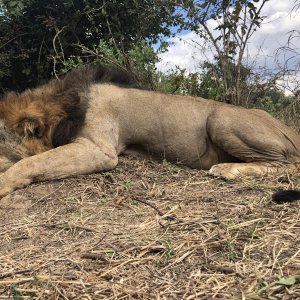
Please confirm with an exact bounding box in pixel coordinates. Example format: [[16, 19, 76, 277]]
[[0, 156, 300, 299]]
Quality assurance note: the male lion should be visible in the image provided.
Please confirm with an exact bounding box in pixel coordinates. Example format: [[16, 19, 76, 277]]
[[0, 64, 299, 199]]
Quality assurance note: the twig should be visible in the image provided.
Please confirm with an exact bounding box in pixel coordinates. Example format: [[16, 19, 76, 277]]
[[0, 269, 31, 280], [133, 197, 164, 216], [81, 253, 108, 261]]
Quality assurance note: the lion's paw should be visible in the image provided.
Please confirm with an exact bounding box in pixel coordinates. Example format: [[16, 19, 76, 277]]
[[209, 163, 241, 180]]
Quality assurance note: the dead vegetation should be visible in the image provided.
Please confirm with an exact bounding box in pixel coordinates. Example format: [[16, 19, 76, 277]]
[[0, 156, 300, 299]]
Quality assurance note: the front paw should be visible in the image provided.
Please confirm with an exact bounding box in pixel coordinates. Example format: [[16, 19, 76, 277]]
[[0, 180, 15, 198], [0, 173, 30, 198]]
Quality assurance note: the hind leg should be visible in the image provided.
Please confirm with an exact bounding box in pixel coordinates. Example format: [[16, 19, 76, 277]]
[[209, 162, 294, 179], [207, 107, 300, 179]]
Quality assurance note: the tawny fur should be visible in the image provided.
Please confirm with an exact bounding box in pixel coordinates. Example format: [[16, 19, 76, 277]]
[[0, 92, 65, 154], [0, 64, 299, 198]]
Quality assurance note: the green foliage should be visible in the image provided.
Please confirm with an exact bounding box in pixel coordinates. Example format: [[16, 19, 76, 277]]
[[255, 95, 284, 115], [157, 62, 228, 101], [60, 56, 85, 74], [279, 95, 300, 132], [61, 39, 160, 88], [155, 240, 175, 266], [257, 275, 300, 297], [1, 0, 27, 16], [176, 0, 270, 104], [157, 60, 291, 116], [0, 0, 180, 91], [158, 70, 182, 95], [10, 285, 22, 300], [158, 68, 203, 96], [196, 62, 224, 100], [247, 75, 287, 114], [127, 41, 160, 88]]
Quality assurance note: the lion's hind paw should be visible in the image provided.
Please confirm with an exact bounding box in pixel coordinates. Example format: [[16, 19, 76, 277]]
[[208, 163, 241, 180]]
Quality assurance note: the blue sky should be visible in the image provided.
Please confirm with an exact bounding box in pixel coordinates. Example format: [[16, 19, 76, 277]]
[[156, 2, 300, 93]]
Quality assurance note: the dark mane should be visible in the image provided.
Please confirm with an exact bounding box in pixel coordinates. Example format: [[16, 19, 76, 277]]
[[0, 64, 140, 150], [61, 64, 140, 90], [51, 64, 139, 147]]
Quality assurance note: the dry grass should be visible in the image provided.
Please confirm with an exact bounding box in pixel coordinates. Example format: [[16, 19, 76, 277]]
[[0, 156, 300, 299]]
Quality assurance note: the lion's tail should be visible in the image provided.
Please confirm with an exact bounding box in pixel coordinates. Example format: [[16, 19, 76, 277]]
[[272, 190, 300, 203]]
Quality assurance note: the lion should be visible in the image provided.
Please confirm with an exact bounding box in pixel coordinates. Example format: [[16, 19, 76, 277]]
[[0, 64, 299, 200]]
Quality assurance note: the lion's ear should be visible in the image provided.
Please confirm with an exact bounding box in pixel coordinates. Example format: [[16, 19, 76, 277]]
[[15, 116, 46, 138]]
